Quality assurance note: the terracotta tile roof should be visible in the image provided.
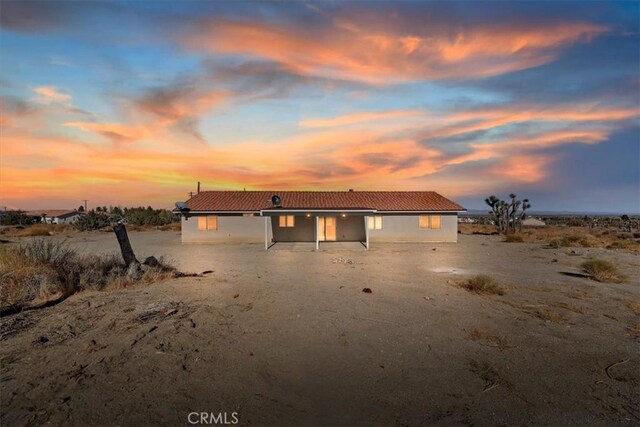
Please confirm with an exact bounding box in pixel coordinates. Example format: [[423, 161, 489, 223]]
[[24, 210, 79, 218], [185, 191, 465, 212]]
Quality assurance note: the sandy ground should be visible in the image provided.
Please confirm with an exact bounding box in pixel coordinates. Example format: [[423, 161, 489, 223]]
[[1, 231, 639, 426]]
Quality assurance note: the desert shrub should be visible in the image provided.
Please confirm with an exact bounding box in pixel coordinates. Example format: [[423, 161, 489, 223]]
[[581, 259, 626, 283], [607, 240, 638, 250], [73, 211, 111, 231], [567, 218, 585, 227], [504, 234, 524, 243], [122, 207, 179, 227], [548, 237, 572, 248], [0, 211, 38, 226], [460, 275, 505, 296], [548, 235, 581, 248], [0, 239, 174, 313]]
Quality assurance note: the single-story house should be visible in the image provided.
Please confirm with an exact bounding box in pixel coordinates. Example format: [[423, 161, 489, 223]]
[[176, 191, 465, 248], [25, 210, 81, 224]]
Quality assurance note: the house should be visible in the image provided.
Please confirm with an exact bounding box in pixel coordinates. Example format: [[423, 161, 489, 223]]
[[177, 191, 465, 249], [25, 210, 81, 224]]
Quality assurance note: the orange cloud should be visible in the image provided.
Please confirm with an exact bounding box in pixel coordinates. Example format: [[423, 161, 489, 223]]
[[33, 86, 72, 104], [299, 110, 427, 128], [3, 97, 637, 209], [179, 18, 607, 83], [64, 121, 153, 142]]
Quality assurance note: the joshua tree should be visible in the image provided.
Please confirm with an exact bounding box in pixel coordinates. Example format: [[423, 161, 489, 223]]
[[485, 194, 531, 234]]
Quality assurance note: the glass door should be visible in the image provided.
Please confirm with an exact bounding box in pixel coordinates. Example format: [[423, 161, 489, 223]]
[[317, 216, 337, 241]]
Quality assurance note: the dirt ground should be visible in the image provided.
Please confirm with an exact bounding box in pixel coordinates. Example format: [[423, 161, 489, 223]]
[[1, 231, 639, 426]]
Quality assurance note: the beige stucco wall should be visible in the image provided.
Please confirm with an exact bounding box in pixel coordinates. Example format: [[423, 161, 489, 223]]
[[368, 214, 458, 242], [181, 213, 458, 244], [181, 215, 272, 243]]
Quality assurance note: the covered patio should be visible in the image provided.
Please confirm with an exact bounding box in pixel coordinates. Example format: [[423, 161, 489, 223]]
[[260, 209, 375, 251]]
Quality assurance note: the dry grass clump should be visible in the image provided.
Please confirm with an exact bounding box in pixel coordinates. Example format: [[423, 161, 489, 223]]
[[504, 234, 524, 243], [532, 309, 565, 323], [581, 259, 626, 283], [0, 239, 174, 313], [159, 223, 181, 232], [607, 240, 639, 250], [2, 224, 71, 237], [460, 275, 505, 296], [566, 290, 595, 300], [18, 226, 52, 237], [461, 224, 640, 252], [627, 323, 640, 337], [553, 301, 585, 314], [468, 328, 510, 349], [628, 300, 640, 316]]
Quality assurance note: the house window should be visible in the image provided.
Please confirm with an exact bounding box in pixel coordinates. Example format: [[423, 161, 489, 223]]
[[279, 215, 295, 227], [198, 216, 218, 231], [419, 215, 441, 229], [368, 215, 383, 230]]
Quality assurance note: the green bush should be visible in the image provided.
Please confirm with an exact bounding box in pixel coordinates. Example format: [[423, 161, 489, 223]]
[[0, 211, 38, 226], [73, 211, 111, 231]]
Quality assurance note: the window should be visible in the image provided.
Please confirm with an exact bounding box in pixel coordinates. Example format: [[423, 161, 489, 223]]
[[243, 213, 255, 217], [279, 215, 295, 227], [198, 215, 218, 231], [419, 215, 441, 229], [368, 215, 383, 230]]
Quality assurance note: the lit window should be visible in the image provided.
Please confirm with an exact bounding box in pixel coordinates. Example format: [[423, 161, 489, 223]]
[[279, 215, 295, 227], [198, 217, 207, 230], [207, 216, 218, 230], [419, 215, 441, 229], [368, 215, 383, 230], [198, 216, 217, 231]]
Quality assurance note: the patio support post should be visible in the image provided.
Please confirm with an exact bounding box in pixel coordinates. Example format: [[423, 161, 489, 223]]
[[315, 215, 319, 251], [364, 216, 370, 250], [264, 216, 268, 250]]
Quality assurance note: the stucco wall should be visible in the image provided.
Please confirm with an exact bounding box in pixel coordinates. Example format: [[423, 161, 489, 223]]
[[336, 216, 366, 241], [182, 213, 458, 243], [368, 214, 458, 242], [271, 215, 315, 242], [181, 215, 271, 243]]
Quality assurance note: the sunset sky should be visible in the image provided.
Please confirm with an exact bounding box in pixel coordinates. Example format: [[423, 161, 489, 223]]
[[0, 1, 638, 213]]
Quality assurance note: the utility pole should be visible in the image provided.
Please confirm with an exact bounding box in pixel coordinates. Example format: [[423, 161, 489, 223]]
[[82, 199, 88, 211]]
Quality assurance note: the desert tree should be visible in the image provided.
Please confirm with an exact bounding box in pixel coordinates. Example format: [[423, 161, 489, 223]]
[[485, 194, 531, 234]]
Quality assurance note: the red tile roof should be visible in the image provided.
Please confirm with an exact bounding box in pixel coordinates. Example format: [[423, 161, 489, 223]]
[[185, 191, 465, 212]]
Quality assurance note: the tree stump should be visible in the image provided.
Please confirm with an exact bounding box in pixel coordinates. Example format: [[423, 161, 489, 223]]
[[113, 223, 138, 266]]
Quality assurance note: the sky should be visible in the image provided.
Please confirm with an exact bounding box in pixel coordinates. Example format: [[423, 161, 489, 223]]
[[0, 1, 638, 213]]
